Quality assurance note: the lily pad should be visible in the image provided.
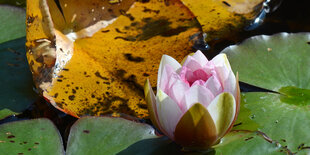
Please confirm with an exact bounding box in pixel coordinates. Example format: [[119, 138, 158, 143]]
[[0, 5, 25, 43], [214, 131, 285, 155], [119, 130, 285, 154], [181, 0, 264, 44], [0, 0, 26, 8], [26, 0, 203, 118], [0, 109, 18, 120], [66, 116, 157, 155], [0, 119, 64, 155], [0, 37, 37, 115], [222, 33, 310, 91], [233, 93, 310, 154], [221, 33, 310, 154]]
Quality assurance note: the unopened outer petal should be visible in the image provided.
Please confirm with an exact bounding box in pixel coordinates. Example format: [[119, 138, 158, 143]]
[[206, 92, 236, 140], [156, 89, 183, 139], [174, 103, 217, 149], [144, 79, 163, 132]]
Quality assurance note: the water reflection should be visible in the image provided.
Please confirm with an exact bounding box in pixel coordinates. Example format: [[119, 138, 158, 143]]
[[245, 0, 283, 31]]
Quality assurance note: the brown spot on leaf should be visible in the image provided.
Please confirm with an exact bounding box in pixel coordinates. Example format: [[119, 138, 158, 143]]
[[119, 9, 135, 21], [7, 135, 15, 139], [222, 1, 231, 7], [83, 130, 90, 134], [123, 53, 144, 62], [244, 137, 254, 141], [102, 30, 110, 33], [69, 95, 75, 101], [95, 71, 109, 80]]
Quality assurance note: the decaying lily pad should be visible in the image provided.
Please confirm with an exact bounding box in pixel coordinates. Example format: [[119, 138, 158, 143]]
[[26, 0, 203, 118], [181, 0, 264, 45]]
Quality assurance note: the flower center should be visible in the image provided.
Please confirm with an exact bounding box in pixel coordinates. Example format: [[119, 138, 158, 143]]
[[180, 66, 212, 87]]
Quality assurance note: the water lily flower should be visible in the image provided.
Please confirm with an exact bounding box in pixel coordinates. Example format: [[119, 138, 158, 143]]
[[144, 50, 240, 149]]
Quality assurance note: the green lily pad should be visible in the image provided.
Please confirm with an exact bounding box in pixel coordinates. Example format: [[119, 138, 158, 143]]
[[0, 0, 26, 8], [0, 37, 37, 114], [0, 118, 64, 155], [221, 33, 310, 154], [233, 93, 310, 154], [222, 33, 310, 91], [66, 116, 158, 155], [214, 131, 284, 155], [119, 130, 285, 155], [0, 5, 25, 43], [0, 109, 18, 120]]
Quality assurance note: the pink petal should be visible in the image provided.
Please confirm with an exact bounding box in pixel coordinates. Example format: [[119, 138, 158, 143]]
[[191, 80, 205, 86], [223, 71, 237, 96], [156, 89, 183, 139], [179, 66, 194, 85], [167, 77, 190, 112], [211, 54, 236, 95], [193, 69, 209, 82], [180, 67, 209, 86], [191, 50, 209, 66], [182, 56, 203, 71], [204, 74, 223, 97], [184, 85, 215, 110], [158, 55, 181, 92], [211, 54, 233, 72], [159, 65, 177, 93]]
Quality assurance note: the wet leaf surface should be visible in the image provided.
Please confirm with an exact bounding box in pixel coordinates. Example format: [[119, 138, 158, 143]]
[[26, 0, 203, 118], [181, 0, 264, 45], [222, 33, 310, 154], [214, 131, 284, 155], [0, 118, 64, 155], [119, 130, 285, 155], [222, 33, 310, 91], [0, 37, 37, 116], [0, 5, 25, 43], [233, 93, 310, 154], [0, 109, 18, 120], [66, 116, 157, 155]]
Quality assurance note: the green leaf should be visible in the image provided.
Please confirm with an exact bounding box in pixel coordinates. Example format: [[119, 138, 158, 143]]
[[0, 5, 25, 43], [221, 33, 310, 154], [214, 131, 284, 155], [119, 130, 285, 155], [66, 116, 158, 155], [0, 0, 26, 8], [222, 33, 310, 91], [0, 37, 37, 113], [278, 86, 310, 106], [0, 109, 18, 120], [0, 119, 64, 155], [233, 92, 310, 154]]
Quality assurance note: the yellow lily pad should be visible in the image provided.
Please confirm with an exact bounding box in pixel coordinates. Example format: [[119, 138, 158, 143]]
[[26, 0, 202, 118], [181, 0, 264, 44]]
